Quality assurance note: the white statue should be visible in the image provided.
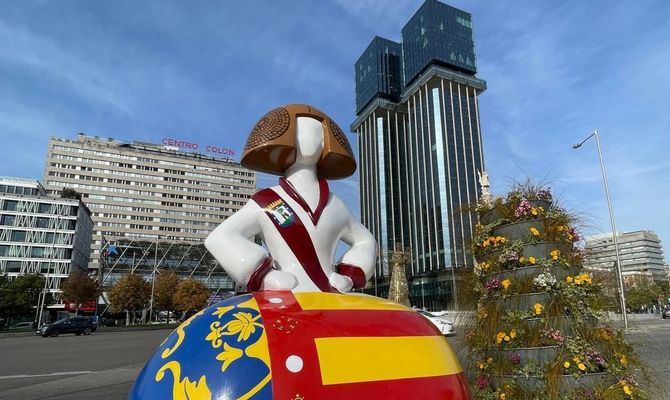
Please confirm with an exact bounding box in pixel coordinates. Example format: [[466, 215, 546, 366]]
[[205, 105, 377, 293], [478, 169, 493, 206]]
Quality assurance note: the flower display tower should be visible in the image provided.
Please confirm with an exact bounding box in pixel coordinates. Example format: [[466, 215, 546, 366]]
[[467, 184, 648, 400]]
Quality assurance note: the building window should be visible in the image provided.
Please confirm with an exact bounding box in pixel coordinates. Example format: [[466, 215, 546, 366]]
[[0, 245, 8, 256], [7, 261, 21, 272], [12, 230, 27, 242], [1, 215, 16, 226], [37, 217, 50, 229], [39, 203, 51, 214], [3, 200, 18, 211], [32, 247, 45, 258]]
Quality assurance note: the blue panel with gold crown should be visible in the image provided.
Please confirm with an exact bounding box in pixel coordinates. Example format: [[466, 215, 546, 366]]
[[129, 294, 272, 400]]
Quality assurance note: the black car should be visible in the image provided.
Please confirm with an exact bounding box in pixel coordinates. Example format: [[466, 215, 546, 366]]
[[37, 317, 97, 337]]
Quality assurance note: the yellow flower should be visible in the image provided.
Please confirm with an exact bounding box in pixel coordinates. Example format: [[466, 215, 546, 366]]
[[215, 342, 244, 372], [563, 361, 570, 368], [619, 355, 628, 365], [528, 256, 537, 264], [566, 276, 574, 283], [501, 279, 511, 289], [519, 257, 525, 264], [499, 394, 506, 400], [478, 362, 485, 369], [212, 306, 234, 318], [510, 329, 517, 339], [623, 385, 633, 395], [533, 303, 544, 315], [578, 363, 586, 371], [504, 335, 510, 342], [483, 239, 490, 247], [550, 249, 560, 261], [530, 227, 540, 236], [499, 236, 507, 243], [487, 357, 493, 364], [221, 312, 263, 342], [573, 356, 580, 363], [531, 208, 538, 216]]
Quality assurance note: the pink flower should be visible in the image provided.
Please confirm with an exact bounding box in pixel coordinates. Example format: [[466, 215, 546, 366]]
[[476, 375, 490, 389]]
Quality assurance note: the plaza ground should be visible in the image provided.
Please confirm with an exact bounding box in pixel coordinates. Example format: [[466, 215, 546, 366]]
[[0, 318, 668, 399]]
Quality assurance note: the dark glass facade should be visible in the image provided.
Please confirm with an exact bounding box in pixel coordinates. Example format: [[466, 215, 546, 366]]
[[355, 37, 404, 114], [401, 0, 476, 85], [352, 0, 486, 310]]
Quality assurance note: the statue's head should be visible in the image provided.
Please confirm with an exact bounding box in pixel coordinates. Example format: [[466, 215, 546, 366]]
[[241, 104, 356, 179]]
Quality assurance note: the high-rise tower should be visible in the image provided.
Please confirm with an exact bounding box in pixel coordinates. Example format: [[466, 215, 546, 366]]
[[352, 0, 487, 309]]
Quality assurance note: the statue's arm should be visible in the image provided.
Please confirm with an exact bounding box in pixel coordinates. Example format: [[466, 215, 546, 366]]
[[336, 207, 378, 289], [205, 201, 270, 290]]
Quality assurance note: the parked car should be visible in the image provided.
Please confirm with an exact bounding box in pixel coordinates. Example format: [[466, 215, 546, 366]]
[[663, 308, 670, 319], [37, 317, 97, 337], [417, 310, 455, 335], [8, 322, 34, 330]]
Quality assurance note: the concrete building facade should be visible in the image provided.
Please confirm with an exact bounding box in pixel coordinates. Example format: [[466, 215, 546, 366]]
[[0, 177, 93, 304], [584, 230, 669, 285], [42, 134, 256, 278]]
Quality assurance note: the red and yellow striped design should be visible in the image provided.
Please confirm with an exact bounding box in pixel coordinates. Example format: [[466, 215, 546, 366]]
[[253, 291, 470, 399]]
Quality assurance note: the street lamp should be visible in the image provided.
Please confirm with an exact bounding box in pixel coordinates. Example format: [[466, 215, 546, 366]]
[[573, 130, 628, 330]]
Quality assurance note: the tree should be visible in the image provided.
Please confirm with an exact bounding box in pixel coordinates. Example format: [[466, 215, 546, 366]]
[[108, 273, 150, 325], [174, 278, 210, 317], [60, 187, 82, 200], [60, 271, 100, 315], [626, 281, 664, 311], [0, 274, 45, 326], [153, 270, 180, 321]]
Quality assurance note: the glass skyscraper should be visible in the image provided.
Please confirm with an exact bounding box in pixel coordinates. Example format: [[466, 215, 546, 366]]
[[352, 0, 486, 310]]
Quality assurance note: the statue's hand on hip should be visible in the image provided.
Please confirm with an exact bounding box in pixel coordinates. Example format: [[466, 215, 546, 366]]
[[262, 270, 298, 291], [329, 272, 353, 293]]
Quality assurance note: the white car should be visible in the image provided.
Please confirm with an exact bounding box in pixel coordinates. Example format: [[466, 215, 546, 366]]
[[417, 310, 455, 335]]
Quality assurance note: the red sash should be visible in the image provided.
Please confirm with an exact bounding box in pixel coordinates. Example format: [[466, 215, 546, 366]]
[[252, 188, 336, 292]]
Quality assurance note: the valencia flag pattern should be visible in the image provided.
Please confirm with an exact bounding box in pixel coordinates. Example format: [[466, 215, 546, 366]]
[[254, 291, 471, 399]]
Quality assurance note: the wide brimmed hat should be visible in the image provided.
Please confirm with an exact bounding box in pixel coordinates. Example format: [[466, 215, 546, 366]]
[[241, 104, 356, 179]]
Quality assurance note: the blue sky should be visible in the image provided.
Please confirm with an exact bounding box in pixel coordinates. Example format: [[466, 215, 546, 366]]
[[1, 1, 668, 260]]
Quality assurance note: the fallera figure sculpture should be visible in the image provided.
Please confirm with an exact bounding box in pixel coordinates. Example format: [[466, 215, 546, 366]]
[[129, 104, 471, 400]]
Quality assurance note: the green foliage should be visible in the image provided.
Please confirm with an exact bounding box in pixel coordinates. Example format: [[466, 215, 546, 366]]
[[60, 187, 82, 200], [60, 271, 100, 314], [466, 184, 652, 400], [0, 274, 46, 323], [108, 273, 150, 313], [152, 270, 180, 314], [625, 281, 667, 311], [174, 278, 210, 316]]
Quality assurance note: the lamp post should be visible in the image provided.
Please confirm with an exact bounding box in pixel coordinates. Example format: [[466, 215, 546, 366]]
[[573, 130, 628, 330]]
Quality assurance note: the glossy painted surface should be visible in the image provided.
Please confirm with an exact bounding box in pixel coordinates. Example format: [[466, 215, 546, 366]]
[[130, 292, 471, 400], [205, 116, 376, 293]]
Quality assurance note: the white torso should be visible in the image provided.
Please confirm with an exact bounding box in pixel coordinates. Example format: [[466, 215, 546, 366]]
[[253, 184, 349, 292]]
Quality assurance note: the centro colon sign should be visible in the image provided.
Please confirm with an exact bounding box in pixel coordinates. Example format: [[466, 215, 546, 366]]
[[161, 138, 235, 161]]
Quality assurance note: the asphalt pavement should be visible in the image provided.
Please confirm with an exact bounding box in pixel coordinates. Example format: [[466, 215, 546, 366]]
[[0, 329, 170, 400], [0, 319, 668, 399]]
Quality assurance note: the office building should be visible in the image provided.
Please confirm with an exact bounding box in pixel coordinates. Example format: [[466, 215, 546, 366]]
[[42, 134, 256, 286], [0, 177, 93, 305], [352, 0, 486, 309], [584, 230, 669, 285]]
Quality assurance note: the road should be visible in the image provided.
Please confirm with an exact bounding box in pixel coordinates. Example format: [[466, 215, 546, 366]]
[[0, 319, 668, 399], [0, 329, 169, 400]]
